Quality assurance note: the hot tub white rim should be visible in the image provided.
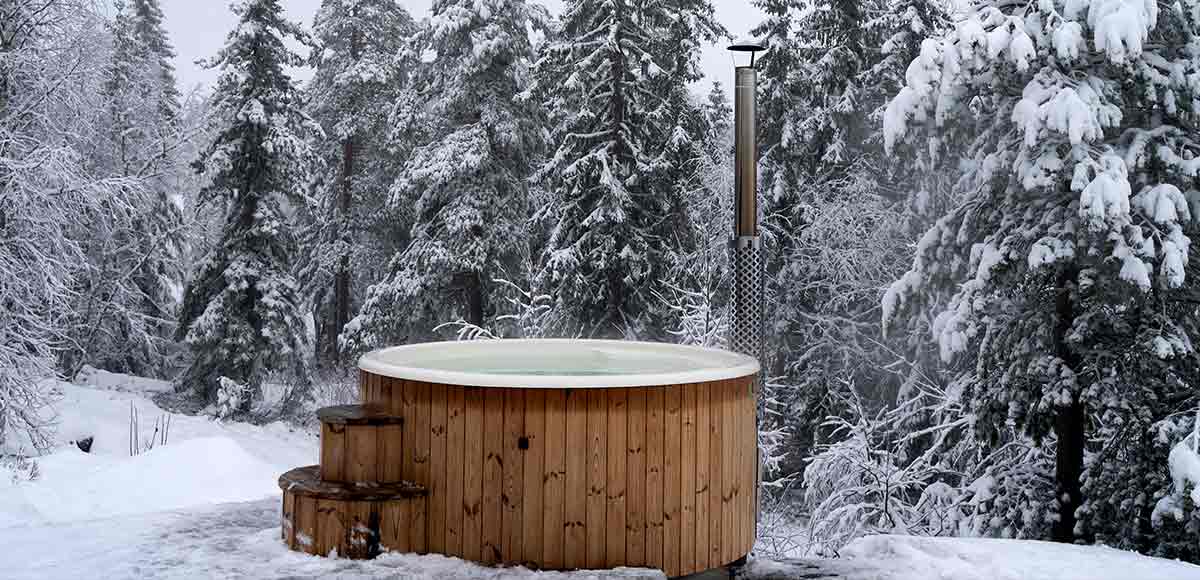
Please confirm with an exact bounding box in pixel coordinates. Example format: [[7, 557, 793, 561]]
[[358, 338, 761, 388]]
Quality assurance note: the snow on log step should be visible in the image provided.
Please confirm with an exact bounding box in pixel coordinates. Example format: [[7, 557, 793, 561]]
[[317, 404, 406, 483], [279, 465, 426, 559]]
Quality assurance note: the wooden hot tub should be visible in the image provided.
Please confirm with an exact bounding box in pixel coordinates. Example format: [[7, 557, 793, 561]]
[[280, 339, 759, 577]]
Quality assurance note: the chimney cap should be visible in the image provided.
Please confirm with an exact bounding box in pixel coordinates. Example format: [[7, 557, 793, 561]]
[[727, 38, 767, 53]]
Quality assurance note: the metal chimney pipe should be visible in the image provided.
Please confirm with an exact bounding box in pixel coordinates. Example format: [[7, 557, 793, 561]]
[[728, 39, 766, 542]]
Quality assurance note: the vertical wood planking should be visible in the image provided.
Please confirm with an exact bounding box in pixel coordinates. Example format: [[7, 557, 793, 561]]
[[542, 389, 567, 569], [320, 423, 346, 482], [645, 387, 664, 571], [481, 388, 505, 564], [385, 376, 404, 415], [445, 386, 466, 557], [522, 390, 546, 565], [346, 501, 376, 559], [347, 424, 379, 483], [282, 490, 296, 546], [694, 382, 710, 566], [429, 384, 448, 554], [381, 496, 411, 553], [296, 496, 317, 554], [585, 389, 608, 569], [681, 383, 697, 573], [412, 382, 431, 553], [721, 379, 736, 564], [501, 389, 526, 563], [743, 377, 756, 552], [563, 390, 588, 569], [605, 389, 627, 567], [379, 421, 404, 483], [663, 385, 682, 576], [708, 380, 723, 568], [316, 498, 343, 557], [462, 387, 485, 562], [625, 388, 646, 567]]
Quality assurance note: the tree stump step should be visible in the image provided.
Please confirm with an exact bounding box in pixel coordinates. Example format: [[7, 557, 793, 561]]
[[280, 465, 426, 558], [317, 405, 406, 483]]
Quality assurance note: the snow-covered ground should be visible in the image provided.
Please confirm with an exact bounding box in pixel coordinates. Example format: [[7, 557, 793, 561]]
[[2, 374, 1198, 579]]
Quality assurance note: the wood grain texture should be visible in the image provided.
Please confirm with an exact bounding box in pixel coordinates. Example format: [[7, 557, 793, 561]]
[[307, 371, 759, 576], [663, 385, 682, 575], [522, 389, 546, 565], [320, 422, 346, 482], [605, 389, 627, 567], [645, 387, 664, 571], [585, 388, 608, 569], [428, 383, 448, 554], [481, 388, 505, 564], [625, 388, 646, 567], [501, 389, 525, 563], [564, 389, 588, 569], [445, 385, 466, 556], [542, 389, 567, 569], [462, 387, 485, 562]]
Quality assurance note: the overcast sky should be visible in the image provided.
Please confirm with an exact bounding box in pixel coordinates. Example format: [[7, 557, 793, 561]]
[[149, 0, 763, 100]]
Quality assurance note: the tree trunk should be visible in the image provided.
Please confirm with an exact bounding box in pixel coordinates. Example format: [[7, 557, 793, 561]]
[[1051, 266, 1085, 543], [464, 272, 484, 328], [333, 136, 353, 363]]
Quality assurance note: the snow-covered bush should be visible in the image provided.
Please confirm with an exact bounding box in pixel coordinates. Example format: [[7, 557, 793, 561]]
[[213, 377, 250, 420]]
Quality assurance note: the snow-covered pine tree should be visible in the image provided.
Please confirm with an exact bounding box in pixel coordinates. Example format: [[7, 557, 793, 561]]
[[66, 0, 185, 378], [177, 0, 318, 410], [341, 0, 546, 351], [883, 0, 1200, 549], [750, 0, 948, 482], [301, 0, 413, 365], [0, 0, 126, 449], [535, 0, 719, 338]]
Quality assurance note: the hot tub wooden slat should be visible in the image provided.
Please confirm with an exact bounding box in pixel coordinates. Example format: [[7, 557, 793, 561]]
[[664, 384, 682, 575], [563, 390, 588, 568], [462, 387, 485, 562], [707, 380, 723, 569], [321, 422, 346, 482], [481, 388, 505, 564], [681, 383, 698, 573], [348, 420, 378, 483], [585, 388, 607, 569], [412, 381, 431, 554], [721, 379, 737, 566], [542, 389, 567, 568], [694, 381, 711, 568], [501, 389, 525, 564], [522, 389, 546, 565], [605, 389, 627, 568], [625, 387, 646, 567], [645, 386, 664, 571], [445, 385, 466, 556], [429, 382, 448, 555]]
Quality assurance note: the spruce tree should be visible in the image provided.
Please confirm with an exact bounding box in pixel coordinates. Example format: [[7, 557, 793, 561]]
[[342, 0, 546, 350], [67, 0, 185, 378], [883, 0, 1200, 549], [536, 0, 721, 338], [177, 0, 317, 408], [302, 0, 413, 363]]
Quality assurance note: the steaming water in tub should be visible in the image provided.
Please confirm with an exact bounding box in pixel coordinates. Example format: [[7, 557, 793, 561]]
[[360, 339, 760, 387]]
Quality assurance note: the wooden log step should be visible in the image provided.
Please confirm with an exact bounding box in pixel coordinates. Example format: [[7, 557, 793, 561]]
[[280, 465, 426, 558], [318, 405, 406, 483]]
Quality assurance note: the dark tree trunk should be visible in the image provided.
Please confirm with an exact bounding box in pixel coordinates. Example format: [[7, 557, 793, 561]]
[[1051, 266, 1085, 543], [464, 272, 484, 328], [331, 25, 360, 364], [333, 136, 353, 362]]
